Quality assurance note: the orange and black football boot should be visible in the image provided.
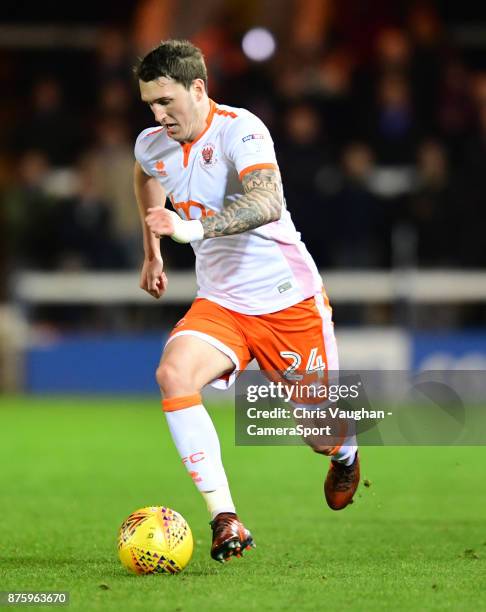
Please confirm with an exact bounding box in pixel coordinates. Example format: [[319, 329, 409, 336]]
[[324, 451, 360, 510], [210, 512, 255, 563]]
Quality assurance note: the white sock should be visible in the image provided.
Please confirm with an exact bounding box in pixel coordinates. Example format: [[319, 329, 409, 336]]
[[331, 420, 358, 465], [292, 400, 358, 465], [332, 443, 358, 466], [202, 486, 236, 520], [163, 395, 236, 516]]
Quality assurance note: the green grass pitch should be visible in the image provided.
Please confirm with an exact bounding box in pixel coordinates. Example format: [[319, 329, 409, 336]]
[[1, 396, 485, 611]]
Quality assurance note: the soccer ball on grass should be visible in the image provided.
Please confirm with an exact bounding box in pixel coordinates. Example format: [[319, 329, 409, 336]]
[[118, 506, 193, 574]]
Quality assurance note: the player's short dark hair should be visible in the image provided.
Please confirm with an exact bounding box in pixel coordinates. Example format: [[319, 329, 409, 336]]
[[135, 39, 208, 91]]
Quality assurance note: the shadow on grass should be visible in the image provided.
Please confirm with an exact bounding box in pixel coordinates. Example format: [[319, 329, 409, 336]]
[[2, 555, 228, 580], [114, 568, 221, 579], [1, 557, 75, 567], [0, 556, 117, 571]]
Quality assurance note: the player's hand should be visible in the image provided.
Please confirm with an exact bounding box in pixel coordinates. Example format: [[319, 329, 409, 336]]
[[146, 208, 204, 243], [140, 254, 167, 299], [145, 208, 175, 237]]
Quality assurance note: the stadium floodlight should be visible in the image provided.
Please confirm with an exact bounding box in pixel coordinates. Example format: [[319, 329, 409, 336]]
[[241, 28, 276, 62]]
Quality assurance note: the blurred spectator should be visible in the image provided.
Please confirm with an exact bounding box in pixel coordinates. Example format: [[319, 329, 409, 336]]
[[95, 27, 133, 85], [87, 117, 140, 267], [365, 72, 422, 165], [56, 155, 126, 270], [15, 77, 81, 166], [437, 58, 474, 160], [290, 0, 334, 56], [332, 0, 398, 65], [97, 79, 133, 122], [353, 26, 413, 104], [374, 26, 412, 73], [277, 102, 333, 266], [274, 49, 350, 152], [327, 142, 386, 268], [274, 56, 314, 103], [315, 49, 355, 148], [406, 140, 456, 267], [456, 97, 486, 267], [3, 150, 60, 269], [407, 1, 445, 127]]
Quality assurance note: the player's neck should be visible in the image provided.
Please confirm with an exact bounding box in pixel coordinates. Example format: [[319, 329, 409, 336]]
[[185, 97, 211, 144]]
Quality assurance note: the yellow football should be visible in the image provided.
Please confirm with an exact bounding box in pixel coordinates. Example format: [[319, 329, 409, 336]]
[[118, 506, 193, 574]]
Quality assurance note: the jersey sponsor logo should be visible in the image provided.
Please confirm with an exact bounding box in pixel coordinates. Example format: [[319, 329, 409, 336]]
[[242, 133, 264, 142], [170, 195, 215, 220], [200, 142, 217, 167], [242, 133, 265, 153], [154, 160, 168, 176]]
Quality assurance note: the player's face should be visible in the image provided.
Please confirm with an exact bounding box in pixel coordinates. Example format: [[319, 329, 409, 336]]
[[139, 77, 205, 143]]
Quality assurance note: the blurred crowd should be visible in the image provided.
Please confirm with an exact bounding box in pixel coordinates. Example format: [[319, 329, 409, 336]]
[[2, 0, 486, 280]]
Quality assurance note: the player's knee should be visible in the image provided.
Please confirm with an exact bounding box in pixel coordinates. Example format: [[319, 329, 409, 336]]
[[155, 361, 188, 396]]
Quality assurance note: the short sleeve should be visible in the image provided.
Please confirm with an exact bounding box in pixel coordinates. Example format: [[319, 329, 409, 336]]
[[134, 128, 157, 176], [224, 113, 278, 181]]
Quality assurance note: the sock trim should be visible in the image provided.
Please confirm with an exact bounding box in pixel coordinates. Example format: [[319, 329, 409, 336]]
[[328, 443, 343, 456], [162, 393, 202, 412]]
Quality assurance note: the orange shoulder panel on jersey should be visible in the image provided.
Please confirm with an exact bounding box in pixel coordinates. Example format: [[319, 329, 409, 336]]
[[215, 107, 238, 119], [239, 163, 278, 181]]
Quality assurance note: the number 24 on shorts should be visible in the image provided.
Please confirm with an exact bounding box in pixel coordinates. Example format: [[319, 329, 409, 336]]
[[280, 348, 325, 380]]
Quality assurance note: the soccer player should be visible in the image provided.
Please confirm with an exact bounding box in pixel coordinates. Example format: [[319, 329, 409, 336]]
[[134, 40, 359, 563]]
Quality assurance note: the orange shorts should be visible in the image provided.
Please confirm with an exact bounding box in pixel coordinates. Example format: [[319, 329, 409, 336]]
[[165, 292, 339, 390]]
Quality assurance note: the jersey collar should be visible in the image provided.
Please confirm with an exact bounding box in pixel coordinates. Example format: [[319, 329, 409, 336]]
[[181, 99, 217, 167]]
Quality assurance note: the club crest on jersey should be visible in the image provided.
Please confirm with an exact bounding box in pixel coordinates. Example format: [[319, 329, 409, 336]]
[[154, 160, 168, 177], [200, 143, 217, 167]]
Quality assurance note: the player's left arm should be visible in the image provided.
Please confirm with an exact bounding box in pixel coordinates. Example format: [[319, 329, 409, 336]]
[[200, 167, 283, 238]]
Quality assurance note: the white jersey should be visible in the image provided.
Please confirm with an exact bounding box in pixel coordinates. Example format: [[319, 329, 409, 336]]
[[135, 100, 322, 314]]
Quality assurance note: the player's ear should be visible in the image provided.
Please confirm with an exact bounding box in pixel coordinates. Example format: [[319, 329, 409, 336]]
[[191, 78, 206, 101]]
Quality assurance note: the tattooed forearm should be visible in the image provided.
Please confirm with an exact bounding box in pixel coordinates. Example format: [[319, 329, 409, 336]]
[[201, 168, 283, 238]]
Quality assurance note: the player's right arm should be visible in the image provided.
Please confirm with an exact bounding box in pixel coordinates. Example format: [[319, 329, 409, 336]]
[[134, 160, 168, 299]]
